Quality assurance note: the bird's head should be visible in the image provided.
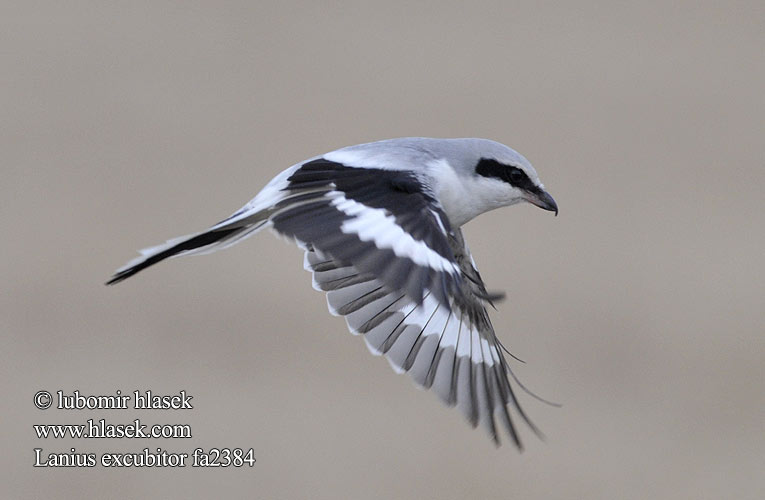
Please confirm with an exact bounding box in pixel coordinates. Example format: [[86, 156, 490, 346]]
[[469, 139, 558, 216]]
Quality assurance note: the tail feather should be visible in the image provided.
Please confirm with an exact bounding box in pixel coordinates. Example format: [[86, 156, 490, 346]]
[[106, 162, 305, 285], [106, 227, 246, 285]]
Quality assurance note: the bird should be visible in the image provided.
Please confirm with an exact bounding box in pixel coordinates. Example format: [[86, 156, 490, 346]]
[[107, 137, 558, 448]]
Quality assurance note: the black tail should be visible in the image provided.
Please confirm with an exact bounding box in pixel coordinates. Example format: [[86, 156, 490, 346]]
[[106, 227, 241, 285]]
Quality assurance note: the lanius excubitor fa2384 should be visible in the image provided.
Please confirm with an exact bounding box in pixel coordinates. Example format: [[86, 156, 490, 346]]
[[107, 137, 558, 448]]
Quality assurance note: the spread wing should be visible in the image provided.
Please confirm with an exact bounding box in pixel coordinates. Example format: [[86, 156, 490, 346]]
[[107, 153, 539, 446], [275, 158, 538, 447]]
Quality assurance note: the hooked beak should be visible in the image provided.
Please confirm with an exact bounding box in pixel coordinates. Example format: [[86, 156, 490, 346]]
[[526, 188, 558, 216]]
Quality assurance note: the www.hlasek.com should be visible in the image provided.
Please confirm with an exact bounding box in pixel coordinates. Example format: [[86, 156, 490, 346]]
[[35, 419, 191, 439], [33, 390, 255, 468]]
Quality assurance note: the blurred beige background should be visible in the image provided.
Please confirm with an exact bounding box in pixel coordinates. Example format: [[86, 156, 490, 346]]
[[2, 1, 763, 499]]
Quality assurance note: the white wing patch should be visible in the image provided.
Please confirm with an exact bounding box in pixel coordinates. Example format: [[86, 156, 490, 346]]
[[329, 193, 460, 275]]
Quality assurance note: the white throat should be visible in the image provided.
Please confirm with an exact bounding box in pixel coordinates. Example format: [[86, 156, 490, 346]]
[[428, 159, 519, 228]]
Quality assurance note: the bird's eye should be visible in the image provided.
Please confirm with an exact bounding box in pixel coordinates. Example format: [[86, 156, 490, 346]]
[[508, 168, 524, 184]]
